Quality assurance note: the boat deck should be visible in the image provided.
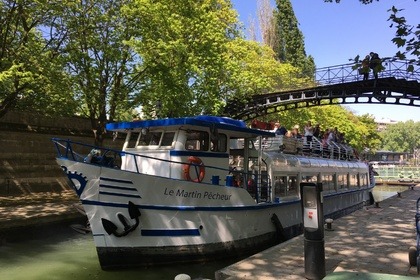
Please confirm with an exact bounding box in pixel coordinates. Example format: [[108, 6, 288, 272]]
[[215, 184, 420, 280]]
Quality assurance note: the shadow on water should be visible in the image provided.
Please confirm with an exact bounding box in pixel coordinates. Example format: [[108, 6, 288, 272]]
[[0, 221, 238, 280], [0, 185, 411, 280]]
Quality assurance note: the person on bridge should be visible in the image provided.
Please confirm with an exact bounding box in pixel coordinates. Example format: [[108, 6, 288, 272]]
[[361, 55, 370, 80], [369, 52, 382, 79]]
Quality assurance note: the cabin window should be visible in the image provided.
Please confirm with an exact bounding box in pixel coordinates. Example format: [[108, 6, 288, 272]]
[[127, 132, 140, 148], [230, 138, 254, 150], [161, 132, 175, 146], [274, 175, 299, 198], [186, 130, 209, 151], [360, 173, 367, 187], [322, 174, 335, 192], [349, 174, 358, 188], [274, 176, 288, 197], [337, 174, 347, 190], [138, 131, 162, 146], [302, 174, 317, 183], [211, 133, 227, 152], [288, 176, 299, 196]]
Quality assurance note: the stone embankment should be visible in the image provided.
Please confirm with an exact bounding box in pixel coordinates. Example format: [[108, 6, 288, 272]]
[[0, 111, 122, 196]]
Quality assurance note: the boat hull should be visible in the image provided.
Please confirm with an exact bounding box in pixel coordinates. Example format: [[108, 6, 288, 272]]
[[58, 158, 371, 269]]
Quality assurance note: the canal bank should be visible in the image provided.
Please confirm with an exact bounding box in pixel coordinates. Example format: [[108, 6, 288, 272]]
[[0, 190, 82, 239], [216, 185, 420, 280]]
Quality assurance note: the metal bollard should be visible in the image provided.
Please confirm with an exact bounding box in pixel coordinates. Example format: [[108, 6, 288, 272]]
[[174, 274, 191, 280], [325, 218, 334, 231]]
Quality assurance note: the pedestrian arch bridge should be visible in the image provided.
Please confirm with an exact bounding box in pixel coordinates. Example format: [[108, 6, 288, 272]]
[[224, 58, 420, 121]]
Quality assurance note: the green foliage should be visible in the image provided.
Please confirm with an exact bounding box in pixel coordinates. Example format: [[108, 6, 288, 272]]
[[0, 0, 76, 117], [388, 6, 420, 64], [380, 120, 420, 153], [124, 0, 241, 118], [272, 0, 316, 77], [125, 0, 309, 118], [49, 0, 141, 144]]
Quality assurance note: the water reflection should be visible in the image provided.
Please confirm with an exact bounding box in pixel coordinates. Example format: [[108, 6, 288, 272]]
[[0, 225, 232, 280], [372, 185, 409, 202], [0, 185, 410, 280]]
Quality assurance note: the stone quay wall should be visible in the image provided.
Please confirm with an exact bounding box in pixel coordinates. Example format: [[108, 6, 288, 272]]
[[0, 111, 121, 196]]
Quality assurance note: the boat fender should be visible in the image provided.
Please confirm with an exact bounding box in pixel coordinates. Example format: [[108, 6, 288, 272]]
[[101, 201, 141, 237], [271, 213, 287, 243], [183, 156, 205, 183]]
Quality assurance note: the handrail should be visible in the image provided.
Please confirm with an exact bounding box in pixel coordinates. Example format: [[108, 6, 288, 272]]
[[315, 57, 420, 85], [259, 135, 356, 161]]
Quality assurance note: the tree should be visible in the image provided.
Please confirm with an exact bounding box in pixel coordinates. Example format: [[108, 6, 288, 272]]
[[0, 0, 75, 118], [272, 0, 315, 77], [50, 0, 141, 145], [124, 0, 241, 118], [380, 121, 420, 153], [124, 0, 311, 119], [388, 6, 420, 65]]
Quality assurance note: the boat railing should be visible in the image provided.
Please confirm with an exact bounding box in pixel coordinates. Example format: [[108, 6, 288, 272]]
[[52, 138, 273, 203], [260, 136, 356, 161]]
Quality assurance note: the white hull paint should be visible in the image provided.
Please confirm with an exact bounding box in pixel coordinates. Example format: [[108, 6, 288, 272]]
[[59, 158, 371, 268]]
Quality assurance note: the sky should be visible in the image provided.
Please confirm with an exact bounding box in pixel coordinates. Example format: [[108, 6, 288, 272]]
[[231, 0, 420, 122]]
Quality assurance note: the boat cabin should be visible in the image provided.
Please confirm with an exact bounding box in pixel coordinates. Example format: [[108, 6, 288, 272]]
[[106, 116, 274, 187]]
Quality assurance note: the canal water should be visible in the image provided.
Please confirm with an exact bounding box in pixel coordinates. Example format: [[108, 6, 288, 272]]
[[0, 185, 410, 280]]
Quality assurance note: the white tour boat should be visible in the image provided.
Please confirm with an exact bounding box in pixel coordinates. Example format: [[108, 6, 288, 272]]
[[52, 116, 374, 269]]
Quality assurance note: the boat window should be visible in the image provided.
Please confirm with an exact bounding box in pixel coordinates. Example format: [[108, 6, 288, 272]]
[[322, 174, 335, 192], [273, 175, 299, 198], [273, 176, 288, 197], [337, 174, 347, 190], [161, 132, 175, 146], [211, 133, 227, 152], [230, 138, 254, 150], [138, 131, 162, 146], [349, 174, 358, 188], [127, 132, 140, 148], [302, 174, 317, 183], [186, 130, 209, 151], [360, 173, 367, 187], [288, 176, 299, 196]]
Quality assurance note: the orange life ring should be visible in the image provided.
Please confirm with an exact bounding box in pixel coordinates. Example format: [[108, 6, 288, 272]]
[[183, 156, 205, 183]]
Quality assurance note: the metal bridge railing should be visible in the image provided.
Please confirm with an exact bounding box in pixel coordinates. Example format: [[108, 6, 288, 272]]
[[315, 58, 420, 85]]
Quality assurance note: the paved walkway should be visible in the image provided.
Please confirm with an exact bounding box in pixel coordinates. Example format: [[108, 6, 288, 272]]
[[0, 190, 81, 232], [216, 186, 420, 280]]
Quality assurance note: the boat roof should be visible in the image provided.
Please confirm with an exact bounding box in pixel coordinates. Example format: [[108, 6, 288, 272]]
[[106, 116, 274, 138]]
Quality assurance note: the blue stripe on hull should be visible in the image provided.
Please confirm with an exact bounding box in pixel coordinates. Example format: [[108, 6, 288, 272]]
[[100, 177, 134, 184], [141, 229, 200, 236], [99, 191, 141, 199]]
